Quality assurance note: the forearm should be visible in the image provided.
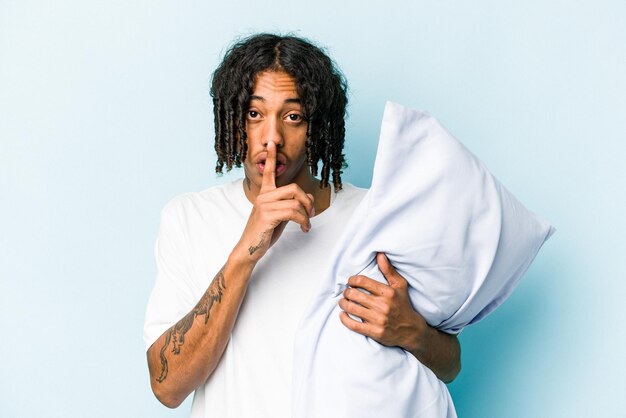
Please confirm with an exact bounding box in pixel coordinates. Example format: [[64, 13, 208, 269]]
[[146, 163, 316, 407], [405, 324, 461, 384], [146, 251, 255, 408]]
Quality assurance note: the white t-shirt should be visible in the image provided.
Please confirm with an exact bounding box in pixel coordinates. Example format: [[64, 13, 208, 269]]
[[144, 179, 366, 418]]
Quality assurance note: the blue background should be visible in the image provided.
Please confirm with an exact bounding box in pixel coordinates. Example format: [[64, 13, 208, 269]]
[[1, 1, 624, 417]]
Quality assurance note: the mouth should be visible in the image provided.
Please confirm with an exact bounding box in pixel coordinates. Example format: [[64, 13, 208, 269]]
[[256, 153, 287, 176]]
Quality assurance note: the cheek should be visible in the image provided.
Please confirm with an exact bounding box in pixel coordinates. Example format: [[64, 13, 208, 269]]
[[297, 141, 308, 157], [290, 144, 308, 168], [290, 132, 308, 158]]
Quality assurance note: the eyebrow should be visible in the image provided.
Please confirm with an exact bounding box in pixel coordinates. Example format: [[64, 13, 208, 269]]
[[249, 95, 301, 104]]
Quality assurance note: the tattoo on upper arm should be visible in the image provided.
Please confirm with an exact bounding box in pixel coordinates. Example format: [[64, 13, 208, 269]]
[[248, 231, 266, 255], [156, 267, 226, 383]]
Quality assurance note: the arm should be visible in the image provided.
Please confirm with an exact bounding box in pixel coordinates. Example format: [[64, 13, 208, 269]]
[[338, 253, 461, 383], [147, 141, 315, 407], [147, 255, 253, 408]]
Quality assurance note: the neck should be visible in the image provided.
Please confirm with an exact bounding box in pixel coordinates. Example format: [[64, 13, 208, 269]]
[[300, 176, 332, 216]]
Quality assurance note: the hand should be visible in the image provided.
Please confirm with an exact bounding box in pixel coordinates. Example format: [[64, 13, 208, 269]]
[[338, 252, 428, 352], [235, 140, 315, 263]]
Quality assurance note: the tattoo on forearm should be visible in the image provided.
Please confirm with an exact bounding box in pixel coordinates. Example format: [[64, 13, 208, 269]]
[[156, 267, 226, 383], [248, 231, 266, 255]]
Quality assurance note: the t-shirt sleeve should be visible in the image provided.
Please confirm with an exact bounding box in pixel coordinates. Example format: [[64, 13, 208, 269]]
[[143, 198, 198, 351]]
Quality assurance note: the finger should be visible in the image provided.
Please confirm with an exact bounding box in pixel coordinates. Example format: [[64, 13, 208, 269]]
[[376, 252, 406, 289], [258, 183, 315, 217], [347, 274, 391, 297], [338, 297, 378, 323], [343, 287, 393, 318], [339, 311, 384, 341], [342, 287, 377, 309], [265, 200, 311, 232], [261, 140, 277, 192], [307, 193, 316, 217]]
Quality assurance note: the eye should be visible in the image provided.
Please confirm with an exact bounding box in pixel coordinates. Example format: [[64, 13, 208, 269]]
[[286, 113, 302, 122], [247, 110, 259, 119]]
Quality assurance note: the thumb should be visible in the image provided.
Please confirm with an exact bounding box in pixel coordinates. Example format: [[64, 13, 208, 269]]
[[376, 252, 406, 289]]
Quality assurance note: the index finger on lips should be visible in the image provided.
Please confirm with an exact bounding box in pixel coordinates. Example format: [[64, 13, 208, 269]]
[[261, 140, 277, 192]]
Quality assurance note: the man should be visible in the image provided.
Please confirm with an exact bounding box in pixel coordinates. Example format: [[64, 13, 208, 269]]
[[144, 33, 460, 417]]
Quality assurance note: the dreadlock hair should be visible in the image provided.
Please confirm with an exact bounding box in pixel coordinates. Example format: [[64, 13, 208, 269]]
[[211, 33, 348, 190]]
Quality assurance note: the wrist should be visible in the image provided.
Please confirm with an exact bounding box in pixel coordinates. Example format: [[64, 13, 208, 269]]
[[404, 312, 430, 356], [227, 243, 258, 277]]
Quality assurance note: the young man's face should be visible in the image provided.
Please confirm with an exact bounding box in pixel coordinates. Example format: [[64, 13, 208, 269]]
[[243, 70, 311, 191]]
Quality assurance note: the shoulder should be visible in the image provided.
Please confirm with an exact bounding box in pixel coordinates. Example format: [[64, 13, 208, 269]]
[[337, 182, 368, 194], [331, 182, 368, 210]]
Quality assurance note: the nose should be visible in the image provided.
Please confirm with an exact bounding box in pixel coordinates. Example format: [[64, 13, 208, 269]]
[[261, 117, 284, 148]]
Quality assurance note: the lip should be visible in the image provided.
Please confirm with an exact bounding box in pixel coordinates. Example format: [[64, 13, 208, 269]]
[[255, 152, 288, 176]]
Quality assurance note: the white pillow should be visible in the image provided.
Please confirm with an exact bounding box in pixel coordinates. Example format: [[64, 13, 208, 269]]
[[292, 101, 555, 418]]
